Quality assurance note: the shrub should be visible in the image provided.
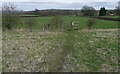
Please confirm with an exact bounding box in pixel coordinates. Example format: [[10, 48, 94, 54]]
[[26, 18, 36, 32], [2, 3, 20, 30], [87, 18, 96, 29], [49, 16, 63, 31], [66, 21, 73, 31]]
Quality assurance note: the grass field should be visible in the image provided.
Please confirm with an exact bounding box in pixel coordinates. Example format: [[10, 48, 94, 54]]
[[2, 29, 118, 72], [15, 15, 118, 29], [21, 15, 39, 16], [2, 15, 119, 72]]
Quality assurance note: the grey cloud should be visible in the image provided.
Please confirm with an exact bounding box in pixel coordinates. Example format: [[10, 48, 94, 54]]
[[91, 2, 118, 9], [12, 2, 118, 11]]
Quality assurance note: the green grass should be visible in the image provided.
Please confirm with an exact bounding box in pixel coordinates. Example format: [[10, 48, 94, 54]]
[[14, 15, 118, 29], [94, 19, 118, 29], [62, 16, 118, 29], [20, 15, 39, 16], [2, 29, 118, 72], [74, 31, 118, 71]]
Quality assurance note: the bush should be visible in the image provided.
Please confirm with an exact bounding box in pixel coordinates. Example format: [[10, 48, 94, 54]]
[[49, 16, 63, 31], [26, 18, 36, 32], [2, 3, 20, 30], [87, 18, 96, 29], [66, 21, 73, 31]]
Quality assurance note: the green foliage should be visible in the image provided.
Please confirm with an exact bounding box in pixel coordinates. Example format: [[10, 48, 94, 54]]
[[99, 8, 102, 16], [2, 3, 20, 30], [2, 12, 19, 30], [99, 7, 106, 16]]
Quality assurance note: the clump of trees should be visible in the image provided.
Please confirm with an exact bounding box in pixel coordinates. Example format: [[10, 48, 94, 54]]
[[87, 18, 96, 29], [99, 7, 106, 16], [81, 5, 96, 16], [25, 9, 83, 16], [2, 3, 20, 30]]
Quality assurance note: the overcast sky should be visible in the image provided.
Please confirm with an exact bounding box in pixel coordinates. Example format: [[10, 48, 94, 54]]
[[2, 0, 120, 11]]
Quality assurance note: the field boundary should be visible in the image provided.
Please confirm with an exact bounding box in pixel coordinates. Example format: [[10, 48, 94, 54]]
[[91, 16, 120, 21]]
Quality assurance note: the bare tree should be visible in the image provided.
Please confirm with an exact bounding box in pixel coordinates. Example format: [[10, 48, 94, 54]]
[[114, 6, 120, 16], [2, 3, 20, 30], [81, 5, 96, 16], [112, 1, 120, 16]]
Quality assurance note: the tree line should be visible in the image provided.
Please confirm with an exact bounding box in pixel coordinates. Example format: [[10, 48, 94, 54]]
[[24, 6, 119, 17], [25, 9, 83, 16]]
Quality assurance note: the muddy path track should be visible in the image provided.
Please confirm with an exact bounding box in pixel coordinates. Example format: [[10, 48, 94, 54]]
[[47, 31, 76, 72]]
